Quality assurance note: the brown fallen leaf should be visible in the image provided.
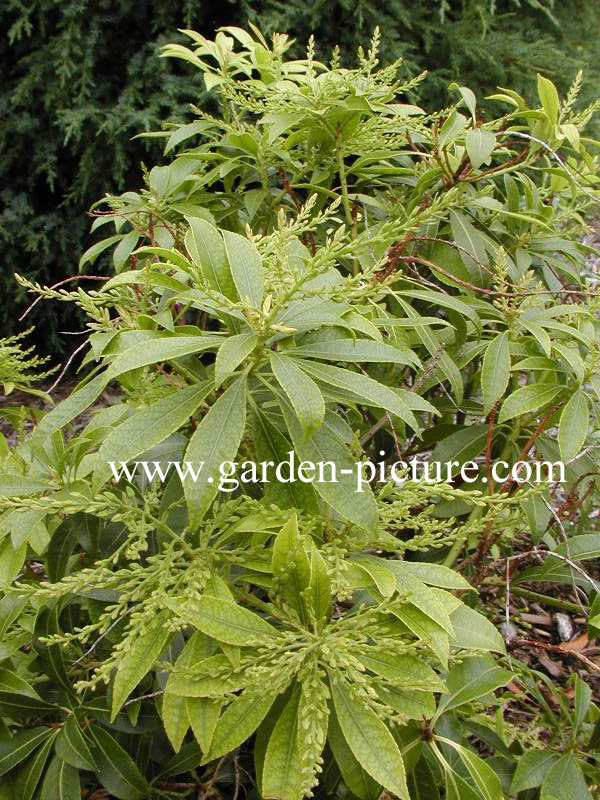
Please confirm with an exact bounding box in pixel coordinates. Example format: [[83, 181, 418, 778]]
[[559, 633, 589, 652]]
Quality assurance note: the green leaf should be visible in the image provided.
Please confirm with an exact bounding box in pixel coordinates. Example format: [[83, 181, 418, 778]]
[[449, 209, 489, 287], [558, 389, 588, 463], [281, 401, 378, 532], [184, 375, 247, 526], [328, 708, 381, 800], [329, 678, 408, 800], [391, 605, 449, 667], [40, 757, 80, 800], [36, 373, 108, 435], [55, 715, 97, 771], [222, 229, 264, 307], [0, 476, 50, 497], [510, 750, 559, 794], [14, 730, 56, 800], [186, 697, 222, 753], [538, 74, 560, 125], [309, 540, 332, 624], [287, 339, 419, 366], [167, 596, 278, 645], [436, 655, 513, 717], [270, 352, 325, 438], [111, 610, 170, 719], [262, 689, 304, 800], [540, 753, 592, 800], [449, 604, 506, 653], [498, 384, 563, 424], [79, 234, 124, 271], [298, 360, 418, 431], [391, 561, 470, 590], [93, 381, 212, 488], [0, 728, 54, 777], [481, 333, 510, 414], [89, 726, 149, 800], [272, 513, 311, 623], [431, 425, 488, 478], [436, 738, 502, 800], [215, 332, 258, 388], [466, 128, 496, 169], [162, 639, 197, 752], [185, 216, 236, 298], [203, 690, 279, 762], [106, 335, 221, 380]]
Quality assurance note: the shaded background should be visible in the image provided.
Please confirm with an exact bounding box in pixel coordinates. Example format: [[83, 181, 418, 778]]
[[1, 0, 597, 358]]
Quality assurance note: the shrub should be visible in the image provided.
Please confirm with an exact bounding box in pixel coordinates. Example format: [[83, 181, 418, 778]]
[[3, 1, 599, 357], [1, 25, 600, 799]]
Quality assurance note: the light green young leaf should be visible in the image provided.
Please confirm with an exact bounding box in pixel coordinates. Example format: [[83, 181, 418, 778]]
[[537, 74, 560, 125], [309, 540, 332, 624], [466, 128, 496, 169], [106, 335, 221, 380], [214, 332, 257, 388], [481, 332, 510, 414], [558, 389, 588, 463], [449, 209, 489, 287], [270, 352, 325, 438], [391, 561, 470, 590], [185, 216, 236, 298], [111, 611, 170, 720], [272, 513, 311, 623], [36, 373, 109, 435], [328, 709, 381, 800], [330, 678, 409, 800], [222, 229, 264, 307], [184, 375, 247, 526], [391, 605, 449, 667]]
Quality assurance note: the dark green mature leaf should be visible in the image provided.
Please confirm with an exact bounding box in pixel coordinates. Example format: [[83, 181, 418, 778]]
[[327, 709, 381, 800], [14, 730, 56, 800], [540, 753, 592, 800], [41, 757, 80, 800], [510, 750, 559, 794], [89, 726, 149, 800], [55, 715, 97, 771], [262, 689, 304, 800], [498, 384, 563, 423], [0, 728, 55, 777], [287, 339, 419, 366], [481, 332, 510, 414], [203, 690, 279, 762], [436, 656, 513, 717], [558, 389, 588, 462]]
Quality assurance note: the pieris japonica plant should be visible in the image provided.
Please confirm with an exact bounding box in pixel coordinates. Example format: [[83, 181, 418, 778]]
[[1, 25, 599, 800]]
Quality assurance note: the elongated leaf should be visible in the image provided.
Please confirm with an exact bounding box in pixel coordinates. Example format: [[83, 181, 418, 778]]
[[298, 360, 418, 431], [262, 689, 304, 800], [185, 216, 236, 297], [558, 389, 588, 463], [449, 604, 506, 653], [281, 401, 377, 532], [89, 726, 149, 800], [466, 128, 496, 169], [309, 540, 332, 623], [538, 74, 559, 125], [186, 697, 222, 753], [215, 332, 258, 388], [436, 738, 502, 800], [430, 425, 488, 478], [0, 728, 54, 777], [449, 209, 489, 287], [287, 339, 419, 366], [184, 375, 247, 526], [94, 381, 211, 488], [36, 373, 108, 435], [391, 561, 470, 590], [436, 656, 513, 717], [41, 757, 80, 800], [167, 596, 278, 645], [330, 678, 408, 799], [328, 708, 380, 800], [222, 229, 264, 307], [106, 335, 221, 380], [481, 333, 510, 414], [498, 384, 563, 424], [203, 690, 279, 762], [270, 352, 325, 438], [272, 514, 311, 623], [111, 610, 170, 719], [55, 715, 97, 771], [510, 750, 558, 794], [540, 753, 592, 800], [14, 730, 56, 800]]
